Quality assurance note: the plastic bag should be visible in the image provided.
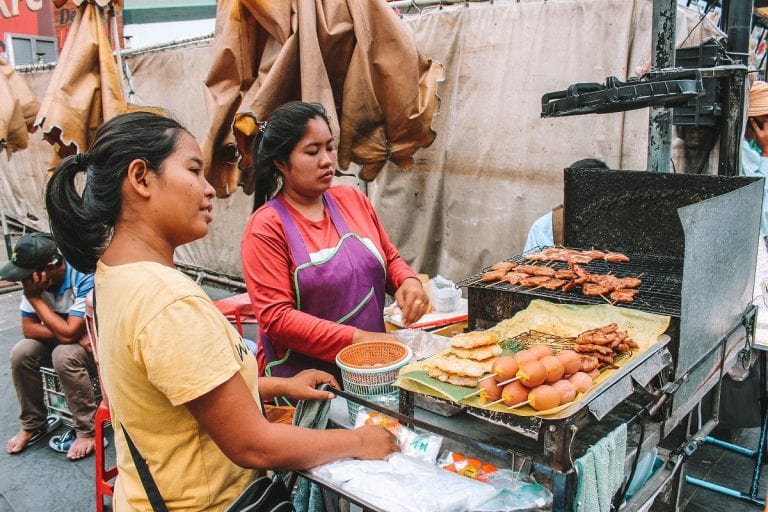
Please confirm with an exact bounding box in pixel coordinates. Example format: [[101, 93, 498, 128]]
[[394, 329, 451, 360], [354, 409, 443, 464], [429, 275, 463, 312], [474, 470, 553, 511], [310, 453, 498, 512]]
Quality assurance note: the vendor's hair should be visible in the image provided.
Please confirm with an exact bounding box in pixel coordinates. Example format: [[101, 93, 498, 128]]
[[251, 101, 331, 211], [45, 111, 187, 273]]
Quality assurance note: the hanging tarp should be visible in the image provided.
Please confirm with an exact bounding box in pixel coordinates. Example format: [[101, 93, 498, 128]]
[[1, 1, 725, 278], [0, 60, 39, 157], [36, 0, 126, 158], [202, 0, 444, 197]]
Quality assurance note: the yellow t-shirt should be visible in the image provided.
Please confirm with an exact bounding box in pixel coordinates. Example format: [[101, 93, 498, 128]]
[[95, 261, 260, 511]]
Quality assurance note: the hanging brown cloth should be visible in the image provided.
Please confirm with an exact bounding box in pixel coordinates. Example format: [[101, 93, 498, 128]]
[[0, 59, 40, 157], [36, 0, 126, 159], [202, 0, 444, 197]]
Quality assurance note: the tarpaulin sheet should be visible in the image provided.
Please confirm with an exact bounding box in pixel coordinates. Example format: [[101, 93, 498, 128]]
[[36, 1, 126, 158], [0, 60, 39, 156], [202, 0, 444, 197], [0, 1, 723, 277]]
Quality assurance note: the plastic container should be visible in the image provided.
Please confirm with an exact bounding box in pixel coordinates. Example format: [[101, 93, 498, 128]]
[[41, 366, 101, 428], [336, 341, 412, 421]]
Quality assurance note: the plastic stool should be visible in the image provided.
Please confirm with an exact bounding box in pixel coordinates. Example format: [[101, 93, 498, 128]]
[[95, 401, 117, 512], [213, 300, 244, 336]]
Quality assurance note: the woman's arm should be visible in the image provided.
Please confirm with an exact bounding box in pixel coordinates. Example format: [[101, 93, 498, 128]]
[[186, 373, 398, 470]]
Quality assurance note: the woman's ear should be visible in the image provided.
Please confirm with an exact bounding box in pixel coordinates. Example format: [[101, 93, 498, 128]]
[[125, 158, 152, 198], [274, 159, 289, 175]]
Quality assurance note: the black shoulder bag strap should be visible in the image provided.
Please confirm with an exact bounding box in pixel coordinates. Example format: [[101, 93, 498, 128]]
[[122, 426, 169, 512], [92, 291, 169, 512]]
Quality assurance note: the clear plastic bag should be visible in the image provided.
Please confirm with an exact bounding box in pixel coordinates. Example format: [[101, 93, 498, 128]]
[[394, 329, 451, 360], [429, 275, 463, 312]]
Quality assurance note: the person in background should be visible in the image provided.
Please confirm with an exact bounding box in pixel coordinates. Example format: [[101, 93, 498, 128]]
[[4, 232, 98, 460], [241, 101, 429, 391], [44, 111, 397, 511], [522, 158, 609, 253], [742, 80, 768, 237]]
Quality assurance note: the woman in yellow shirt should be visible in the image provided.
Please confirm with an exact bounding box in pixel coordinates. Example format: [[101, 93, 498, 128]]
[[45, 111, 397, 511]]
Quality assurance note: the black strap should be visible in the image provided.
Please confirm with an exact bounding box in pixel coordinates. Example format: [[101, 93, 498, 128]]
[[122, 426, 169, 512], [95, 290, 167, 511]]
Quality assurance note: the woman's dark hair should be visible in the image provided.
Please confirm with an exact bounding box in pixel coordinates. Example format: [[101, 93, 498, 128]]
[[45, 111, 187, 273], [251, 101, 331, 211]]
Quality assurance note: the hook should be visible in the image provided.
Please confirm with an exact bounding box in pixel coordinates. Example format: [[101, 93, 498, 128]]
[[410, 0, 422, 14]]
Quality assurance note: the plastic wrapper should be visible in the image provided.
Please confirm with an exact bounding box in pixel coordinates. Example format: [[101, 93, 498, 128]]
[[394, 329, 451, 360], [354, 409, 443, 464], [310, 453, 498, 512]]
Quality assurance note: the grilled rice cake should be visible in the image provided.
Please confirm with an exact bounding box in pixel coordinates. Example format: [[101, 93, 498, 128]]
[[450, 344, 503, 361], [450, 331, 499, 349], [427, 367, 479, 387]]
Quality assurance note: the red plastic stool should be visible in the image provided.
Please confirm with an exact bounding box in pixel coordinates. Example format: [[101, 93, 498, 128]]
[[95, 400, 117, 512], [213, 299, 244, 336]]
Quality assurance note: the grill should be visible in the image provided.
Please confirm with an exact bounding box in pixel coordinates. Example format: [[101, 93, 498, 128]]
[[459, 251, 683, 317]]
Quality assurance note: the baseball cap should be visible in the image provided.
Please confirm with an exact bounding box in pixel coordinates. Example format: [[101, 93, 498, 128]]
[[0, 233, 60, 282]]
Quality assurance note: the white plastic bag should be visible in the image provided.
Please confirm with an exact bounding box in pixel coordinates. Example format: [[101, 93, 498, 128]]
[[310, 454, 498, 512], [394, 329, 451, 360], [429, 275, 463, 312]]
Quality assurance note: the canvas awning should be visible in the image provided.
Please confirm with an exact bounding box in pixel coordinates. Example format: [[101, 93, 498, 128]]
[[202, 0, 444, 197], [36, 0, 126, 158], [0, 59, 40, 157]]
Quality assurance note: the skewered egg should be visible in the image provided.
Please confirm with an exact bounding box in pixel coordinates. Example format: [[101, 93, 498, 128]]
[[551, 379, 577, 404], [529, 343, 553, 359], [492, 356, 519, 383], [514, 349, 538, 364], [528, 385, 561, 411], [556, 349, 582, 375], [568, 371, 594, 394], [517, 360, 547, 387], [502, 381, 530, 406], [539, 355, 565, 383], [477, 377, 503, 404]]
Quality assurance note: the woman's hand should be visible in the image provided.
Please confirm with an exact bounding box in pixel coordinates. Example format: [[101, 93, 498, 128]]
[[351, 425, 400, 459], [279, 369, 339, 401], [394, 277, 430, 326]]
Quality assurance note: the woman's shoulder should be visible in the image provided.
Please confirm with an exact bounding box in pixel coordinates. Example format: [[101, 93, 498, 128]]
[[327, 185, 371, 207], [96, 261, 207, 303]]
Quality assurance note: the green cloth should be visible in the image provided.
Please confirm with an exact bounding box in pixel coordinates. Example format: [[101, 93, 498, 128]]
[[574, 422, 627, 512], [292, 386, 332, 512]]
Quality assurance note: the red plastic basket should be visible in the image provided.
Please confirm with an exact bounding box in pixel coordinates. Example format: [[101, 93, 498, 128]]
[[336, 341, 412, 397]]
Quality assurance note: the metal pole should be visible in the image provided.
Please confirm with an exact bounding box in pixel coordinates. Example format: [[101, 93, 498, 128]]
[[647, 0, 677, 172], [719, 0, 753, 176]]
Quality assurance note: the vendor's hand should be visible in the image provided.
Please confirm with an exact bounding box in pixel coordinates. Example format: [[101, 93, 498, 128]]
[[750, 118, 768, 154], [281, 369, 339, 401], [79, 335, 93, 353], [352, 425, 400, 460], [21, 271, 51, 299], [394, 277, 430, 326]]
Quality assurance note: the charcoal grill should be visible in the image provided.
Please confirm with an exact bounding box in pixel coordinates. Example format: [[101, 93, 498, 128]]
[[460, 251, 683, 318]]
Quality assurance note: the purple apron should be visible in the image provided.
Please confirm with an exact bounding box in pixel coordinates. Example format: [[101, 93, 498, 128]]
[[259, 192, 386, 389]]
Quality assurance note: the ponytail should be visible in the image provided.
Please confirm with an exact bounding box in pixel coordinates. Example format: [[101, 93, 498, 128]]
[[45, 153, 108, 273]]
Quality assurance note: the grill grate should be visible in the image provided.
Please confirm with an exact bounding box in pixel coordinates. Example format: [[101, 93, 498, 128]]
[[458, 249, 683, 317]]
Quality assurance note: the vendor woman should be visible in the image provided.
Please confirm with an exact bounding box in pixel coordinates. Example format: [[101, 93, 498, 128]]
[[241, 101, 429, 391]]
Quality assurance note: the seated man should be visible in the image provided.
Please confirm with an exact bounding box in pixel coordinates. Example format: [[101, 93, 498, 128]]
[[523, 158, 609, 253], [3, 232, 97, 460]]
